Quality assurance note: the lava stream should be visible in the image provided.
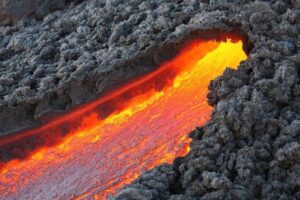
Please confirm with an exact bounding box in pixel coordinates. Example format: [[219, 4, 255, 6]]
[[0, 38, 247, 199]]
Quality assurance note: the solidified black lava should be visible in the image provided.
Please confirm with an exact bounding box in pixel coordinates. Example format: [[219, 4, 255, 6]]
[[0, 0, 299, 199]]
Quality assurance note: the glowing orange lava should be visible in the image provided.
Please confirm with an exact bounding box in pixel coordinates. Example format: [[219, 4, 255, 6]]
[[0, 37, 247, 199]]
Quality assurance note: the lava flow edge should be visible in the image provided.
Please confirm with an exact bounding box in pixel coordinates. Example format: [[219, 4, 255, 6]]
[[0, 35, 247, 199]]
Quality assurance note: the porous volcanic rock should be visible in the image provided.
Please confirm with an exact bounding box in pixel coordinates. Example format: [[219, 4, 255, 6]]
[[0, 0, 250, 136], [112, 1, 300, 200], [0, 0, 299, 199], [0, 0, 83, 25]]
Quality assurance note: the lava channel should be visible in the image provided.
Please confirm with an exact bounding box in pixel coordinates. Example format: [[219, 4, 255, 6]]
[[0, 36, 247, 199]]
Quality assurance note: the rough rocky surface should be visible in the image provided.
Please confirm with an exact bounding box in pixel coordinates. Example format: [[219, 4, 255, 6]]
[[0, 0, 299, 199], [0, 0, 249, 136], [0, 0, 83, 25]]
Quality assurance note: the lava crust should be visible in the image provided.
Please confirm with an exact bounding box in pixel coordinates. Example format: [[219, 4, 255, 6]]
[[0, 0, 300, 200]]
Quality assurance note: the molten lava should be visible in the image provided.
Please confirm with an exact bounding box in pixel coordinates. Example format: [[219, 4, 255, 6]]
[[0, 37, 247, 199]]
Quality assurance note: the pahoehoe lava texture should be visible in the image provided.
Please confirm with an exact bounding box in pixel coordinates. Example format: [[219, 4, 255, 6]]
[[0, 0, 300, 199]]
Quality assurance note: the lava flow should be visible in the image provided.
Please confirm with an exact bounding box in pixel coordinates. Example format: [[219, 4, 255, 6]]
[[0, 37, 247, 199]]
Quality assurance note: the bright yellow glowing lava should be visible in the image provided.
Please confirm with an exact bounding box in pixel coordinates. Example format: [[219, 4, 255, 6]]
[[0, 38, 247, 199]]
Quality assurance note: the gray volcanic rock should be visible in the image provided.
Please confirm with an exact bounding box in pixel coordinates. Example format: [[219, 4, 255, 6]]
[[0, 0, 246, 136], [112, 1, 299, 200], [0, 0, 299, 199], [0, 0, 82, 25]]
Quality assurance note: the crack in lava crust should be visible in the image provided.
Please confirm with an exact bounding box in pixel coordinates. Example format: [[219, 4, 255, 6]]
[[0, 38, 247, 199]]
